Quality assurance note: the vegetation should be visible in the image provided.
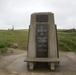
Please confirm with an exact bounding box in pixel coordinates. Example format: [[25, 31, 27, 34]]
[[0, 29, 28, 53], [0, 29, 76, 53], [58, 29, 76, 52]]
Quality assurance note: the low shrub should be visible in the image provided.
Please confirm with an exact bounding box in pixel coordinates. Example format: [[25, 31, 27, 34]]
[[0, 41, 10, 54]]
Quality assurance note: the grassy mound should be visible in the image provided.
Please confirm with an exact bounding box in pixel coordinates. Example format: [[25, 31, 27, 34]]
[[0, 30, 28, 53]]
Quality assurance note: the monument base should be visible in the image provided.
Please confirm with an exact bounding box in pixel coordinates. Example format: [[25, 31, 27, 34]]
[[24, 58, 60, 70]]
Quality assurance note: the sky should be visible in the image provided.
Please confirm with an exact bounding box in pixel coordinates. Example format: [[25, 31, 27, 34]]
[[0, 0, 76, 29]]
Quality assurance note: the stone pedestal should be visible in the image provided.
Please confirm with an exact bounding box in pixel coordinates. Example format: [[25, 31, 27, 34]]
[[25, 12, 60, 70]]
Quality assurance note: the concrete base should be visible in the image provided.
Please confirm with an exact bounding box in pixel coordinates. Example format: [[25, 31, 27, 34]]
[[28, 62, 34, 70], [25, 58, 59, 70], [50, 63, 55, 70], [25, 58, 60, 62]]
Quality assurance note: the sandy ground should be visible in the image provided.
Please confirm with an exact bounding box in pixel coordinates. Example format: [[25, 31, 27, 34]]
[[0, 49, 76, 75]]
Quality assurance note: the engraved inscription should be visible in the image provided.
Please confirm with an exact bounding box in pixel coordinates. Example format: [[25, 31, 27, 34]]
[[36, 24, 48, 57]]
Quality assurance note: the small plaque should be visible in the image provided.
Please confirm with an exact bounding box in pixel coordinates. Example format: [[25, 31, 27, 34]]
[[36, 15, 48, 22]]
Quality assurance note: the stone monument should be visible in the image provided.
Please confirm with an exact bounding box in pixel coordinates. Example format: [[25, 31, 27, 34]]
[[25, 12, 60, 70]]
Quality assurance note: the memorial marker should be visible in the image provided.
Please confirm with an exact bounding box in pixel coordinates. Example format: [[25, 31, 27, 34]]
[[25, 12, 60, 70]]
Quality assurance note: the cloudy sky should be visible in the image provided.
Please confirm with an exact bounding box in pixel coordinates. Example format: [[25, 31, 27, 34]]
[[0, 0, 76, 29]]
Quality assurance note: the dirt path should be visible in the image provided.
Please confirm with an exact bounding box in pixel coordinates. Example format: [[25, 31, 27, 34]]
[[0, 50, 76, 75]]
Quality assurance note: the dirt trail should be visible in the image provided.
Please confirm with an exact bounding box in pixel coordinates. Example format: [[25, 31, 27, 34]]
[[0, 50, 76, 75]]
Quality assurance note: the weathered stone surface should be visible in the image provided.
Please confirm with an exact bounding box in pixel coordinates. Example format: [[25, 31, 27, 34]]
[[27, 12, 59, 70], [28, 12, 58, 58]]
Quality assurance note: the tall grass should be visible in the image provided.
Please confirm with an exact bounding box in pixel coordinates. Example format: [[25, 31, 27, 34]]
[[58, 30, 76, 52], [0, 30, 28, 53]]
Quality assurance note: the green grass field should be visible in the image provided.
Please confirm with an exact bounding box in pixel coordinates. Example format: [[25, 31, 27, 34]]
[[58, 29, 76, 52], [0, 29, 76, 53], [0, 29, 28, 53]]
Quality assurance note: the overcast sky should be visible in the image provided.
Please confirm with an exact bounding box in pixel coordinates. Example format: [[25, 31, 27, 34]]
[[0, 0, 76, 29]]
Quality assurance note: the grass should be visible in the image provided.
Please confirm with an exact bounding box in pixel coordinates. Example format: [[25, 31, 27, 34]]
[[0, 29, 76, 53], [0, 29, 28, 53], [58, 29, 76, 52]]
